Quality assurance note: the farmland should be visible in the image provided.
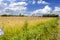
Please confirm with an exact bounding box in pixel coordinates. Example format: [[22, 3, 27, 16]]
[[0, 17, 59, 40]]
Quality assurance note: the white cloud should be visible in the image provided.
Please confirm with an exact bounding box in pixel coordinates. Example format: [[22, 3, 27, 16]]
[[28, 0, 49, 4], [32, 0, 36, 4], [0, 3, 7, 10], [31, 6, 60, 16], [53, 7, 60, 16], [0, 0, 60, 16], [8, 0, 16, 1], [0, 0, 7, 14], [5, 6, 27, 11], [37, 0, 49, 4], [0, 1, 28, 15], [0, 0, 3, 1], [7, 2, 27, 11], [53, 7, 60, 12], [8, 2, 27, 10], [5, 2, 27, 15], [0, 0, 3, 4], [0, 0, 3, 2], [7, 0, 16, 3], [31, 5, 51, 15]]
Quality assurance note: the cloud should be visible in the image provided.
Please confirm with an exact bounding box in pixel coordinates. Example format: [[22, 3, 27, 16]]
[[4, 2, 27, 15], [53, 7, 60, 12], [32, 0, 36, 4], [0, 0, 8, 15], [31, 5, 51, 15], [0, 1, 28, 15], [53, 7, 60, 16], [8, 0, 16, 1], [0, 0, 3, 2], [0, 0, 60, 16], [8, 2, 27, 11], [28, 0, 49, 4], [31, 6, 60, 16], [37, 0, 49, 4], [7, 0, 16, 3]]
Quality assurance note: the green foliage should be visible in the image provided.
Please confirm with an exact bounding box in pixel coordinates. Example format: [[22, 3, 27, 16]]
[[43, 14, 59, 17], [0, 18, 58, 40], [19, 14, 25, 17], [1, 14, 25, 17], [1, 14, 7, 16], [1, 14, 13, 17]]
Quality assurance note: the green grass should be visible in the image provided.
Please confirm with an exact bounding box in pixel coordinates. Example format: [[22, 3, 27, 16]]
[[0, 17, 58, 40]]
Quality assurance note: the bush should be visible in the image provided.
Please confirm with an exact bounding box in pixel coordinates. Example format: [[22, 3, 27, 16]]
[[1, 14, 13, 17], [42, 14, 59, 17]]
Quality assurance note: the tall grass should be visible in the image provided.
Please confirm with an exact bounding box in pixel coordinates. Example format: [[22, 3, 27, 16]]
[[0, 18, 58, 40]]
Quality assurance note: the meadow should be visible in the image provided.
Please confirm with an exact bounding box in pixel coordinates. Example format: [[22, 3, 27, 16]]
[[0, 17, 59, 40]]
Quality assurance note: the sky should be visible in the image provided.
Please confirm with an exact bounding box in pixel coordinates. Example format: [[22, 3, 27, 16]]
[[0, 0, 60, 16]]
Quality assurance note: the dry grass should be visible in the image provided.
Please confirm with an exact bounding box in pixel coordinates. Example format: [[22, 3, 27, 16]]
[[0, 17, 58, 40]]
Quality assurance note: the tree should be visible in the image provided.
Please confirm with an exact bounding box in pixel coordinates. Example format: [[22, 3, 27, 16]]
[[42, 14, 59, 17], [19, 13, 25, 17], [1, 14, 13, 17], [1, 14, 7, 16]]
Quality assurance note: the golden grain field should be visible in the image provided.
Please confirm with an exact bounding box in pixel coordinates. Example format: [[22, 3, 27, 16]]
[[0, 17, 58, 40]]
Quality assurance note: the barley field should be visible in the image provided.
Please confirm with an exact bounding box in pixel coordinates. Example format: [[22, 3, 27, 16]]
[[0, 17, 59, 40]]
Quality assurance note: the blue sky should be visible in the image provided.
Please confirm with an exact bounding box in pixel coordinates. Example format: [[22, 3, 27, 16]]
[[0, 0, 60, 16]]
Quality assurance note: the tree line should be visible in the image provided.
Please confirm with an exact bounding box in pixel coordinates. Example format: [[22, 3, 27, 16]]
[[42, 14, 59, 17], [0, 14, 59, 17], [0, 14, 25, 17]]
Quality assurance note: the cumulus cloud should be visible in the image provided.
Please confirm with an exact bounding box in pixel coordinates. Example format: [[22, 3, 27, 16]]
[[0, 1, 28, 15], [31, 5, 51, 15], [53, 7, 60, 12], [9, 2, 28, 6], [7, 0, 16, 3], [0, 0, 8, 15], [29, 0, 49, 4], [0, 0, 3, 2], [32, 0, 36, 4], [8, 0, 16, 1], [53, 7, 60, 16], [37, 0, 49, 4], [7, 2, 27, 11], [0, 0, 60, 16], [31, 5, 60, 16]]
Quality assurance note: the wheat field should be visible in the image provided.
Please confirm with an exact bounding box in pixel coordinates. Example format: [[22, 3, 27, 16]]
[[0, 17, 58, 40]]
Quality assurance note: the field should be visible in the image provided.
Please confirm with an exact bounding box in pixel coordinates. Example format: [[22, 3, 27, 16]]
[[0, 17, 59, 40]]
